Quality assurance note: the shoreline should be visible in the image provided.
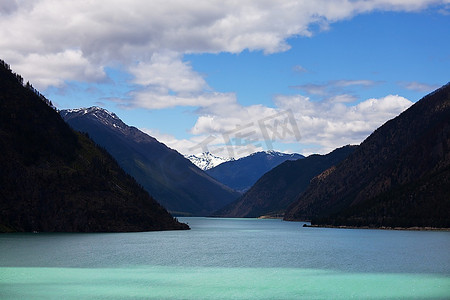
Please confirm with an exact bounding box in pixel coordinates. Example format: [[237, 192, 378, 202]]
[[258, 215, 284, 219], [303, 224, 450, 231]]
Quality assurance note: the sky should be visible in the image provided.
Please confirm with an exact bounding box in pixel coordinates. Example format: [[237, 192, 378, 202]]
[[1, 0, 449, 158]]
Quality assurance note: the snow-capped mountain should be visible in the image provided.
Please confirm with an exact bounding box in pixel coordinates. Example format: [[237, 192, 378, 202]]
[[206, 150, 304, 192], [60, 107, 126, 131], [185, 152, 234, 170]]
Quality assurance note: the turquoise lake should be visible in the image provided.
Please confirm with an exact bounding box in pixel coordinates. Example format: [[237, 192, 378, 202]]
[[1, 217, 449, 299]]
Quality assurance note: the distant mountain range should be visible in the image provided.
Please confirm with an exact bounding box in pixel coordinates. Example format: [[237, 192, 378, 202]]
[[205, 151, 304, 192], [0, 59, 188, 232], [285, 83, 450, 228], [61, 107, 240, 216], [186, 152, 234, 170], [4, 55, 446, 230], [215, 146, 356, 218]]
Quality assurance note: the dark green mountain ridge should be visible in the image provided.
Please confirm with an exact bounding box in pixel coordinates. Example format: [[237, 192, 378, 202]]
[[285, 83, 450, 228], [60, 107, 240, 216], [0, 59, 188, 232], [206, 151, 304, 192], [215, 145, 356, 218]]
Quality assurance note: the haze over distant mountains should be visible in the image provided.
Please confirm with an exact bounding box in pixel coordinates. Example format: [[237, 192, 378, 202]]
[[216, 145, 356, 218], [285, 83, 450, 228], [61, 107, 240, 216], [0, 60, 188, 232], [205, 151, 304, 192]]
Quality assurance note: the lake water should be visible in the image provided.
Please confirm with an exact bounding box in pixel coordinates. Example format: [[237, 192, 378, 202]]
[[1, 217, 449, 299]]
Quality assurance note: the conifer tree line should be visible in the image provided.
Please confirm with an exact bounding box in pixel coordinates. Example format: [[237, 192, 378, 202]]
[[0, 59, 55, 109]]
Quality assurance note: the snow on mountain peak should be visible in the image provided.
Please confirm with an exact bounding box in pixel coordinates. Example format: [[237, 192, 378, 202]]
[[186, 152, 234, 170], [63, 106, 119, 120], [187, 150, 303, 170], [61, 106, 125, 130]]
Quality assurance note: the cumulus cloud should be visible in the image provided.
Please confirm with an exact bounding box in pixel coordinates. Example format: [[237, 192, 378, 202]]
[[0, 0, 436, 156], [11, 50, 106, 88], [1, 0, 446, 89], [140, 127, 265, 159], [140, 128, 199, 154], [274, 93, 413, 153], [129, 52, 208, 93], [127, 90, 237, 110], [181, 93, 414, 156], [123, 51, 240, 109]]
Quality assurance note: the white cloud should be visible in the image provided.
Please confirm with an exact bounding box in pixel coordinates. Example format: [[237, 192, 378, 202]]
[[292, 79, 382, 96], [0, 0, 434, 156], [191, 102, 277, 135], [140, 127, 264, 159], [140, 128, 198, 154], [11, 50, 106, 88], [1, 0, 446, 89], [123, 51, 239, 109], [293, 65, 308, 73], [127, 89, 237, 110], [129, 52, 208, 94], [153, 92, 414, 156], [327, 94, 359, 103], [274, 93, 413, 153], [333, 80, 380, 87], [399, 81, 440, 92], [292, 83, 329, 96]]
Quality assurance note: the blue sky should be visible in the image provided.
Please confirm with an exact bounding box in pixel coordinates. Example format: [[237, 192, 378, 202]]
[[1, 1, 449, 157]]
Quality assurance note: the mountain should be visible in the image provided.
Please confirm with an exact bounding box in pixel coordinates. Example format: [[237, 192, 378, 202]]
[[61, 107, 239, 216], [206, 151, 304, 192], [185, 152, 234, 170], [284, 83, 450, 228], [215, 146, 356, 218], [0, 59, 188, 232]]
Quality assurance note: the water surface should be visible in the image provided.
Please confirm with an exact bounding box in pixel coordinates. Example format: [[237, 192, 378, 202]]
[[1, 217, 449, 299]]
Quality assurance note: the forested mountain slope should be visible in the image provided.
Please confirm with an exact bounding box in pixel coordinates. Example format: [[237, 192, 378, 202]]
[[0, 60, 188, 232], [285, 84, 450, 228]]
